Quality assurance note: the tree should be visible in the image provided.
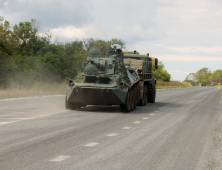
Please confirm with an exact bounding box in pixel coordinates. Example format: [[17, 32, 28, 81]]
[[194, 68, 210, 84], [184, 68, 217, 86], [83, 38, 126, 56], [184, 73, 196, 86], [202, 72, 212, 86], [64, 41, 86, 79], [27, 32, 51, 56], [13, 19, 51, 56], [40, 42, 86, 81], [0, 51, 18, 87], [152, 61, 171, 82], [212, 69, 222, 84], [83, 38, 109, 56], [0, 18, 19, 55]]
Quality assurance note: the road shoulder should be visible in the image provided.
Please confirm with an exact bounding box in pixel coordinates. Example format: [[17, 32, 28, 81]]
[[208, 89, 222, 170]]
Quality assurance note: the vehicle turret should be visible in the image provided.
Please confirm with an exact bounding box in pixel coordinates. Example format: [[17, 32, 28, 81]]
[[90, 61, 102, 69]]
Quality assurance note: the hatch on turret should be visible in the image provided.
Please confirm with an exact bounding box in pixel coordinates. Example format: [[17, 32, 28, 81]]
[[88, 47, 102, 58]]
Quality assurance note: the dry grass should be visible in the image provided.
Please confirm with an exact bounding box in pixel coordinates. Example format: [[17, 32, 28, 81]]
[[0, 80, 192, 100], [0, 81, 67, 100], [156, 80, 192, 89]]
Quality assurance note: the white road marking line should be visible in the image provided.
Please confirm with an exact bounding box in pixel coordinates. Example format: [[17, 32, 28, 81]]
[[14, 118, 30, 120], [49, 155, 70, 162], [0, 121, 17, 125], [0, 122, 9, 125], [32, 110, 46, 111], [0, 95, 65, 102], [84, 142, 99, 147], [134, 121, 141, 124], [142, 117, 149, 119], [149, 114, 155, 115], [0, 115, 19, 116], [12, 112, 27, 114], [20, 111, 67, 120], [187, 100, 195, 104], [0, 118, 29, 120], [0, 110, 68, 126], [107, 133, 119, 137], [122, 126, 131, 129]]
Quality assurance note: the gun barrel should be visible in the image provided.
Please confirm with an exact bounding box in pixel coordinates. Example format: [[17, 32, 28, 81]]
[[91, 61, 102, 69]]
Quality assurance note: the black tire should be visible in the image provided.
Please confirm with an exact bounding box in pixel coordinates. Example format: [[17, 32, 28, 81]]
[[120, 104, 124, 111], [123, 90, 131, 112], [149, 85, 156, 103], [139, 85, 146, 106], [139, 87, 145, 106], [130, 89, 134, 111], [133, 88, 137, 110], [136, 85, 140, 106], [143, 85, 148, 105]]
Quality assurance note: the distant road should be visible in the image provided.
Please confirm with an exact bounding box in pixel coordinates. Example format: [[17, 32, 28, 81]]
[[0, 87, 222, 170]]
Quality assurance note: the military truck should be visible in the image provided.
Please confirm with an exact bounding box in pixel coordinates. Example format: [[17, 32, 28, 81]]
[[65, 43, 158, 112]]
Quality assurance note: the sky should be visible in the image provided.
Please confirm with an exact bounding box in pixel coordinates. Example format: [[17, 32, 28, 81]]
[[1, 0, 222, 81]]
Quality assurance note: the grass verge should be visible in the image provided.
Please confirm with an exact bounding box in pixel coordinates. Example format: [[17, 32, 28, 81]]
[[0, 80, 192, 100], [156, 80, 192, 89], [0, 81, 67, 100]]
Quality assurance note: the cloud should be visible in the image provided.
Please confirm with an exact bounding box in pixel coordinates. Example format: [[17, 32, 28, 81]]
[[173, 70, 190, 74], [1, 0, 167, 44], [0, 0, 7, 5], [155, 0, 222, 47], [43, 0, 167, 45], [87, 0, 166, 44], [168, 70, 191, 81], [50, 26, 86, 39], [167, 47, 222, 53], [0, 0, 94, 31], [157, 54, 222, 62]]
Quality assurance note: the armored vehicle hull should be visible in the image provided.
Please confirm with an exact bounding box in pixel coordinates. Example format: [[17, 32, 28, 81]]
[[67, 86, 127, 105], [65, 44, 158, 112]]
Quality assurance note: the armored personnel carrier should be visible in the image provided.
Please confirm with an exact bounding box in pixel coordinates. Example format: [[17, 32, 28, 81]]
[[65, 44, 158, 112]]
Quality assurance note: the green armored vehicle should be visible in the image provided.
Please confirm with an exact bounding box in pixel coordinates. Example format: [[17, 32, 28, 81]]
[[65, 43, 158, 112]]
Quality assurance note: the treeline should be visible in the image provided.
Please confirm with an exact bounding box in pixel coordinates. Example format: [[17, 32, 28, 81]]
[[151, 61, 171, 82], [0, 18, 85, 87], [184, 68, 222, 86], [0, 17, 171, 88]]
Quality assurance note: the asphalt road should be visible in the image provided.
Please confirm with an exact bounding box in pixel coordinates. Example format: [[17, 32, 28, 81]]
[[0, 87, 222, 170]]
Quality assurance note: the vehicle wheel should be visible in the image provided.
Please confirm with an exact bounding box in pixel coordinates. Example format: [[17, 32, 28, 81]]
[[148, 85, 156, 103], [123, 90, 131, 112], [130, 89, 134, 111], [139, 86, 144, 106], [120, 104, 124, 111], [143, 85, 147, 105], [136, 85, 140, 106], [133, 88, 137, 110], [139, 85, 146, 106]]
